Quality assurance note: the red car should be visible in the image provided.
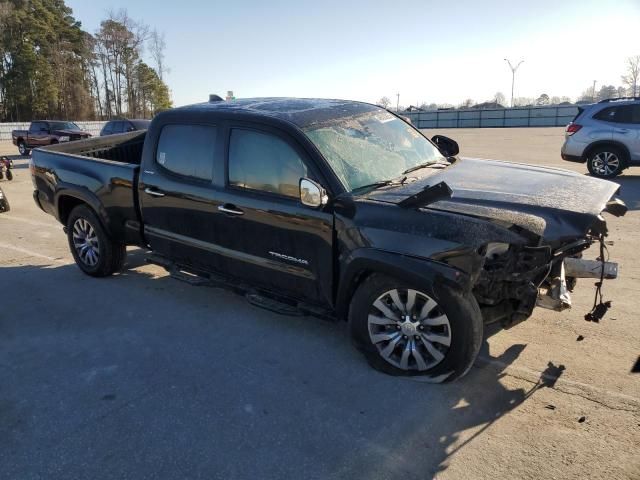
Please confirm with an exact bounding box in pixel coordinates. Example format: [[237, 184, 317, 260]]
[[12, 121, 91, 156]]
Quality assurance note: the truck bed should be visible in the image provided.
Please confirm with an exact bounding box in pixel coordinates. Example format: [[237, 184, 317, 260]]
[[41, 130, 146, 164], [31, 131, 147, 246]]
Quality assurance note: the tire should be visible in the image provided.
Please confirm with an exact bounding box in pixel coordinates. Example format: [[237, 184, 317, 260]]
[[349, 273, 483, 382], [0, 188, 9, 213], [5, 169, 12, 181], [587, 146, 626, 178], [18, 141, 30, 156], [66, 205, 126, 277]]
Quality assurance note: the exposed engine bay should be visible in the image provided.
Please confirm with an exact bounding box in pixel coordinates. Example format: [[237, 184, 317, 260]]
[[473, 202, 626, 327]]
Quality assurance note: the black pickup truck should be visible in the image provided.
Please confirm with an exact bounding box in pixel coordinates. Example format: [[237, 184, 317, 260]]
[[31, 98, 626, 382]]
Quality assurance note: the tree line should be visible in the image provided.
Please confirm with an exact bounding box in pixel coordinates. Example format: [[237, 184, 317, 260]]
[[0, 0, 171, 122], [380, 55, 640, 111]]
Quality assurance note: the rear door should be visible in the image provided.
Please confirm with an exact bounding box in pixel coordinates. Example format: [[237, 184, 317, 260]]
[[610, 104, 640, 161], [214, 124, 334, 305], [139, 122, 227, 272], [29, 122, 49, 147]]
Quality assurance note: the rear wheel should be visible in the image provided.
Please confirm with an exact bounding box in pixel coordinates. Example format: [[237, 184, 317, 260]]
[[66, 205, 126, 277], [349, 273, 483, 382], [587, 146, 625, 178], [18, 141, 29, 156]]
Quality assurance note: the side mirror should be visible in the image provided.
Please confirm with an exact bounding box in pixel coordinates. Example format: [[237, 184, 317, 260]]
[[431, 135, 459, 157], [300, 178, 328, 208]]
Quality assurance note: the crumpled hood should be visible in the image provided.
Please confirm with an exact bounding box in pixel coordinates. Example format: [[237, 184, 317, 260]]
[[364, 158, 622, 241]]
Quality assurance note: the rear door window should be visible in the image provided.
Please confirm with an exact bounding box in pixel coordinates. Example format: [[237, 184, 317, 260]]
[[156, 124, 217, 181], [30, 122, 46, 133], [102, 122, 114, 135], [594, 105, 640, 124]]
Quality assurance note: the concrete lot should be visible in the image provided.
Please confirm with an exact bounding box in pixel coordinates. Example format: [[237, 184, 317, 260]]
[[0, 128, 639, 480]]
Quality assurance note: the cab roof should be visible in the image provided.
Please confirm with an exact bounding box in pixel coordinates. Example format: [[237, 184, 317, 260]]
[[178, 97, 380, 128]]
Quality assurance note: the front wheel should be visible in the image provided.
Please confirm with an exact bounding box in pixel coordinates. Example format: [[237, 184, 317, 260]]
[[66, 205, 126, 277], [587, 146, 625, 178], [349, 274, 483, 382]]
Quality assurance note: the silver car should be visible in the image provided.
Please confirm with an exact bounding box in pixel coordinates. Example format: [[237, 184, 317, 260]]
[[561, 97, 640, 178]]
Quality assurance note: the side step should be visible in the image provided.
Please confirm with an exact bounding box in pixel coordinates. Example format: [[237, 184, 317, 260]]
[[246, 293, 303, 316], [145, 252, 331, 319]]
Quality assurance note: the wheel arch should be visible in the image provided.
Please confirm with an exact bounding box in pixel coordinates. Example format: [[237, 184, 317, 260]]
[[584, 140, 631, 166], [335, 248, 472, 321], [56, 191, 112, 236]]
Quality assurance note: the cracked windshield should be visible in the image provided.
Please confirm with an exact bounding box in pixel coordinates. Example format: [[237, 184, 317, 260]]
[[304, 111, 446, 191]]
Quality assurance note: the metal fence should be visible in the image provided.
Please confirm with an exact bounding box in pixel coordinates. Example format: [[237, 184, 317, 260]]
[[0, 121, 107, 142], [403, 105, 580, 129]]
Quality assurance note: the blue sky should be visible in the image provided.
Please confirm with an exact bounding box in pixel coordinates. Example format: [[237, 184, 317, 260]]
[[67, 0, 640, 107]]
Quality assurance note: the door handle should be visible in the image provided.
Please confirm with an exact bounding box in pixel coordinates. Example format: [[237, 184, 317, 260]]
[[144, 187, 165, 197], [218, 204, 244, 216], [615, 129, 629, 134]]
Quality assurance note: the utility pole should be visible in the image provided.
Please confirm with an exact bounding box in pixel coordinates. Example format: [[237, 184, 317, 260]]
[[592, 80, 597, 102], [396, 93, 400, 112], [504, 58, 524, 107]]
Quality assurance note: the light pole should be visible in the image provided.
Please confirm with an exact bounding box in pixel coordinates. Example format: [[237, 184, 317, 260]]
[[396, 93, 400, 112], [504, 58, 524, 107]]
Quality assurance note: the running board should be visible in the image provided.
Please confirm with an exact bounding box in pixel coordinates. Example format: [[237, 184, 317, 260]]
[[245, 293, 303, 316], [145, 253, 333, 320]]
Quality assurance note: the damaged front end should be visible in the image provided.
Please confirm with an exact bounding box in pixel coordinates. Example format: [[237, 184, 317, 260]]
[[473, 198, 627, 328]]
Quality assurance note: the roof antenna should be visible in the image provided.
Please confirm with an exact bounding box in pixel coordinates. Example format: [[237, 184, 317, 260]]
[[209, 94, 223, 102]]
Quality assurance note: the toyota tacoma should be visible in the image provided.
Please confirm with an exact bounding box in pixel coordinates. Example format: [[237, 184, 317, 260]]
[[30, 98, 627, 382]]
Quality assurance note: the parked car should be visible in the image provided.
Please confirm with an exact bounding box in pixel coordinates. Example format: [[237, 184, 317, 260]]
[[12, 121, 91, 156], [561, 97, 640, 177], [100, 119, 151, 136], [31, 98, 626, 382]]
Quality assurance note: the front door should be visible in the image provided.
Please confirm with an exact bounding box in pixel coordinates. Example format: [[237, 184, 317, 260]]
[[214, 125, 334, 306]]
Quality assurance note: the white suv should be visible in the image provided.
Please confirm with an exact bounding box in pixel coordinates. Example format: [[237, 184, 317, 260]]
[[561, 98, 640, 178]]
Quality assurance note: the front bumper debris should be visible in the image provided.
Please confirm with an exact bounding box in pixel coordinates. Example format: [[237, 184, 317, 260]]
[[536, 257, 619, 311]]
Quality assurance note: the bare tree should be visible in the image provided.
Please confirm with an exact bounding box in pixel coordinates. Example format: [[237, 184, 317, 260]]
[[376, 96, 391, 108], [494, 92, 506, 106], [621, 55, 639, 97], [150, 29, 167, 81], [461, 98, 475, 109]]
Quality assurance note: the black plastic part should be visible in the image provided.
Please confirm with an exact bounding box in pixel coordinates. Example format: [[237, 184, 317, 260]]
[[397, 181, 453, 209]]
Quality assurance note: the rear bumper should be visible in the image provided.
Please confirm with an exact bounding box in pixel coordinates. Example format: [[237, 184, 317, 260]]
[[561, 153, 585, 163], [32, 190, 45, 212]]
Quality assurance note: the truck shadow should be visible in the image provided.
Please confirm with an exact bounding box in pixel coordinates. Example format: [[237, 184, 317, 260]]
[[0, 258, 564, 479], [612, 175, 640, 211]]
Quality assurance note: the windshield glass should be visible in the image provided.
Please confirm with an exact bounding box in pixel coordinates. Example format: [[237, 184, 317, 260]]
[[303, 110, 445, 191], [49, 121, 80, 130]]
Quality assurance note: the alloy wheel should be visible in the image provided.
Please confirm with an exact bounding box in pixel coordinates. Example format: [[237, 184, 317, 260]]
[[72, 218, 100, 267], [367, 288, 452, 371], [18, 143, 26, 156], [591, 151, 620, 177]]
